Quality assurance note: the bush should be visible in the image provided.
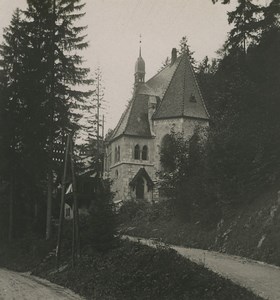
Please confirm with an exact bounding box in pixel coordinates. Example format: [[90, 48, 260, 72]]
[[80, 179, 117, 252], [119, 199, 150, 222]]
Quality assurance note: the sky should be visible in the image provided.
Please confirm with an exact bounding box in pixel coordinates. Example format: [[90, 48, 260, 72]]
[[0, 0, 252, 133]]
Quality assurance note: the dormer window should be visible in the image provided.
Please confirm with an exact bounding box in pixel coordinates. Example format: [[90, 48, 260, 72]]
[[190, 93, 196, 102]]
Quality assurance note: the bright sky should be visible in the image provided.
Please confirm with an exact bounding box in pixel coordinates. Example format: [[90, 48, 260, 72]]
[[0, 0, 246, 133]]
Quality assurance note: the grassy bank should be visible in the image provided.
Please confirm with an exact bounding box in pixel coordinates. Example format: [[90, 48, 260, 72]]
[[0, 235, 262, 299], [119, 186, 280, 267]]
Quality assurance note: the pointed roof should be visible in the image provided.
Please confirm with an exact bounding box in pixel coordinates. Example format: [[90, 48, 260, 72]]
[[110, 92, 151, 140], [135, 47, 145, 75], [153, 53, 209, 120], [109, 51, 209, 142]]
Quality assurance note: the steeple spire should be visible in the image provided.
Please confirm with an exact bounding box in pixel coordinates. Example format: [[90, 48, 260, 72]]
[[139, 34, 142, 57], [135, 34, 145, 85]]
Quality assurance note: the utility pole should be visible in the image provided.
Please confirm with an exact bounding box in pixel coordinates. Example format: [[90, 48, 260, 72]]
[[46, 0, 56, 240], [96, 67, 100, 155], [69, 138, 81, 264], [56, 133, 80, 268], [56, 134, 70, 267]]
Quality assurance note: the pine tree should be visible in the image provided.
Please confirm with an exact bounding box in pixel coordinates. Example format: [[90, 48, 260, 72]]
[[0, 1, 92, 239], [0, 9, 27, 240], [22, 0, 93, 239], [260, 0, 280, 32], [226, 0, 261, 53], [178, 36, 196, 65]]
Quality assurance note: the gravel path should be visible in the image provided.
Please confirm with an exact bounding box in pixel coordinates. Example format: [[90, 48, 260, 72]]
[[125, 235, 280, 300], [0, 268, 84, 300]]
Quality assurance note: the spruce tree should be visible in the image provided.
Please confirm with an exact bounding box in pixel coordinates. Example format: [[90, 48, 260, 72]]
[[226, 0, 261, 53], [0, 1, 92, 239], [0, 9, 27, 240], [178, 36, 196, 65], [22, 0, 93, 239]]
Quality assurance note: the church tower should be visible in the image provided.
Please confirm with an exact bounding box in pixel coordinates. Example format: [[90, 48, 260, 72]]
[[134, 46, 145, 85]]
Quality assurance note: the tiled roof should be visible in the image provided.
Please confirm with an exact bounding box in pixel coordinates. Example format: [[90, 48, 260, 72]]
[[146, 57, 181, 98], [153, 53, 210, 120], [110, 100, 133, 140]]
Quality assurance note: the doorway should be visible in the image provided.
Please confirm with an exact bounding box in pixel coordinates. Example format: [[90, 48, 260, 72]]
[[136, 177, 144, 199]]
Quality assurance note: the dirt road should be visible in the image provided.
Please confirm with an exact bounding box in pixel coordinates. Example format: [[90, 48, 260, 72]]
[[0, 268, 84, 300], [125, 236, 280, 300]]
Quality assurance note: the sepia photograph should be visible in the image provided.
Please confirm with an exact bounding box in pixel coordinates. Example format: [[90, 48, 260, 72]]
[[0, 0, 279, 299]]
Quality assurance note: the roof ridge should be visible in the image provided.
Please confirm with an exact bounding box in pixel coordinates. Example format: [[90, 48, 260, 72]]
[[186, 53, 210, 119], [153, 55, 184, 119]]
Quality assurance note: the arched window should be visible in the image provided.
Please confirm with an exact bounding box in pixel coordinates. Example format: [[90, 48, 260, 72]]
[[114, 146, 117, 163], [134, 144, 140, 160], [142, 145, 148, 160], [117, 145, 120, 162]]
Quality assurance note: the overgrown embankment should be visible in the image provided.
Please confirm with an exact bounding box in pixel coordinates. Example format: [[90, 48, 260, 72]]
[[0, 235, 262, 300], [119, 186, 280, 267]]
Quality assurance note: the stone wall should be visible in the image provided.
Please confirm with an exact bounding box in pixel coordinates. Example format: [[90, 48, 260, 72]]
[[153, 117, 209, 170], [106, 135, 157, 202], [105, 117, 209, 202]]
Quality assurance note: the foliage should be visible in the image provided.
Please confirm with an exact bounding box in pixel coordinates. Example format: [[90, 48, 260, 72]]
[[178, 36, 196, 65], [30, 240, 262, 300], [81, 179, 117, 252], [212, 0, 231, 3], [159, 128, 215, 218], [0, 0, 92, 239], [0, 234, 55, 272], [158, 1, 280, 218], [118, 199, 151, 221], [159, 35, 196, 70], [122, 184, 280, 267], [226, 0, 261, 53]]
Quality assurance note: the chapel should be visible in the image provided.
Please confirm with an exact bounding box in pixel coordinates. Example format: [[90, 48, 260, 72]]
[[104, 46, 210, 202]]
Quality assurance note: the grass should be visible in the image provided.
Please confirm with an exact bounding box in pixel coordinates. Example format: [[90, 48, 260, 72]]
[[119, 186, 280, 267], [0, 234, 262, 300]]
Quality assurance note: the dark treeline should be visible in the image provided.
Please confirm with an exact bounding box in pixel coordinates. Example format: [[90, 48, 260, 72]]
[[0, 0, 93, 241], [160, 0, 280, 223]]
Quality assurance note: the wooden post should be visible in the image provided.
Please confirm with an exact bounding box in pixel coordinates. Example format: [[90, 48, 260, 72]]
[[56, 134, 70, 268], [69, 136, 81, 262]]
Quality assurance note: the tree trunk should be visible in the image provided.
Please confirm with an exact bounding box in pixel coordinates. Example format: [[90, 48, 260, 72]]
[[8, 174, 14, 242], [46, 171, 53, 240]]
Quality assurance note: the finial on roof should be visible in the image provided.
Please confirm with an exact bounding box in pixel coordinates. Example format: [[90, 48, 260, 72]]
[[135, 34, 145, 85], [139, 33, 142, 57]]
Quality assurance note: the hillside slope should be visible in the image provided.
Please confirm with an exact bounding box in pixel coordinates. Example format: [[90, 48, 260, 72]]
[[120, 186, 280, 266]]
